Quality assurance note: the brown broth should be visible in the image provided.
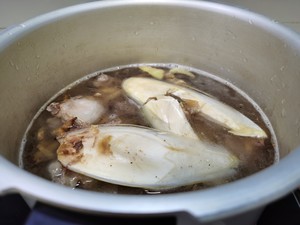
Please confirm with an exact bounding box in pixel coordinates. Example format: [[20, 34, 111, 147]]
[[21, 64, 277, 194]]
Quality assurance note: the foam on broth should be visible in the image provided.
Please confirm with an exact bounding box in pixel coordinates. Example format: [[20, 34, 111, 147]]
[[20, 64, 278, 194]]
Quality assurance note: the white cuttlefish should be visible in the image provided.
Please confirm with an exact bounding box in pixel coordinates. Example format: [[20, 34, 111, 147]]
[[122, 77, 267, 138], [57, 125, 239, 190]]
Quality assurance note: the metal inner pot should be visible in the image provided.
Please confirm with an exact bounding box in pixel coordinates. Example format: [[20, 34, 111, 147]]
[[0, 1, 300, 224]]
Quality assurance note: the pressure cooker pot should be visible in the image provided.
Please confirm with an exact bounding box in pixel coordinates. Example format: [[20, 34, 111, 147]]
[[0, 1, 300, 225]]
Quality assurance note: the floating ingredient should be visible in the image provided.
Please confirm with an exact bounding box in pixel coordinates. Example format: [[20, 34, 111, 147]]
[[139, 66, 165, 79], [47, 96, 106, 125], [168, 67, 195, 78], [57, 125, 239, 190], [122, 77, 267, 138], [142, 95, 199, 139], [140, 65, 196, 80]]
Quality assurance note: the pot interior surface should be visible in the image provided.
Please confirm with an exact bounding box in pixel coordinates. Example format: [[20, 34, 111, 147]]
[[0, 0, 300, 186]]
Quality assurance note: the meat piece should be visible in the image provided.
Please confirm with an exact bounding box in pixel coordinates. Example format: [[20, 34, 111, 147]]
[[92, 74, 121, 88], [47, 96, 106, 125]]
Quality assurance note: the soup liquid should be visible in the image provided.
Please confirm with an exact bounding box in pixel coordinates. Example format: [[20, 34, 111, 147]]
[[21, 64, 277, 194]]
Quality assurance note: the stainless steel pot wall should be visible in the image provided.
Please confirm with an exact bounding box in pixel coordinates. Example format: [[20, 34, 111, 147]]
[[0, 1, 300, 224]]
